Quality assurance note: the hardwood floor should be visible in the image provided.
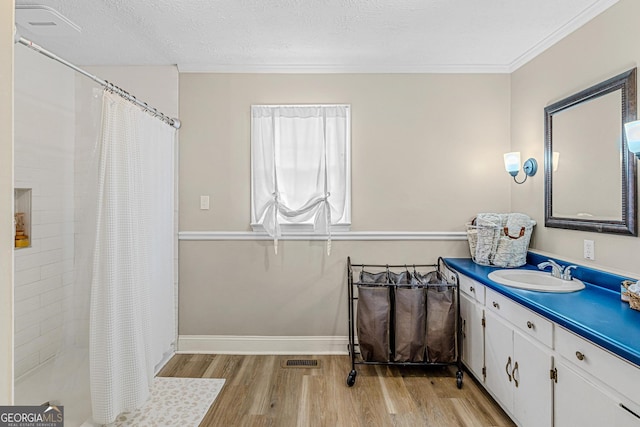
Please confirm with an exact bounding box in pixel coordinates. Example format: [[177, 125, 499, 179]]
[[158, 354, 515, 427]]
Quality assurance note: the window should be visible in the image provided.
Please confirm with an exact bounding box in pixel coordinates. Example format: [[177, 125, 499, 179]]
[[251, 105, 351, 239]]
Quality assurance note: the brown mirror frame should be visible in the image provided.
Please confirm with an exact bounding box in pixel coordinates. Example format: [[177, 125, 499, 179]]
[[544, 68, 637, 235]]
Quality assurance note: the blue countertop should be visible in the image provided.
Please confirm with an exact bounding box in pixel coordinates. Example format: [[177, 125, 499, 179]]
[[444, 255, 640, 367]]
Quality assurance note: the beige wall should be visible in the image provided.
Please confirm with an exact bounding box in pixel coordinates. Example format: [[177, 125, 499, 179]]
[[0, 0, 15, 404], [511, 0, 640, 276], [179, 73, 512, 336]]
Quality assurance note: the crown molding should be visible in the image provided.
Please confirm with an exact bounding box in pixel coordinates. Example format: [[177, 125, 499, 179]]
[[508, 0, 619, 72], [177, 63, 511, 74]]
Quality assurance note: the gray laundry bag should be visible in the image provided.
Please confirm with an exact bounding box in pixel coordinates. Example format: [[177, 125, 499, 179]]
[[426, 285, 456, 363], [357, 271, 390, 362], [393, 285, 426, 362]]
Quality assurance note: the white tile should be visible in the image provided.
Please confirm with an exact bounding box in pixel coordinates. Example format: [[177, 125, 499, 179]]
[[61, 235, 74, 255], [37, 275, 63, 293], [40, 313, 63, 335], [33, 195, 65, 212], [40, 236, 63, 251], [15, 335, 48, 362], [30, 210, 43, 226], [24, 238, 41, 253], [15, 311, 41, 333], [60, 284, 73, 300], [38, 210, 64, 225], [32, 223, 64, 239], [14, 267, 41, 287], [61, 249, 74, 265], [41, 286, 66, 304], [14, 279, 50, 302], [14, 253, 42, 272], [41, 262, 63, 279], [39, 249, 63, 266], [14, 353, 40, 379], [62, 271, 74, 286], [14, 245, 38, 258], [15, 324, 40, 347], [15, 295, 40, 317], [39, 342, 60, 364], [39, 327, 62, 349], [39, 300, 62, 320], [14, 166, 39, 183]]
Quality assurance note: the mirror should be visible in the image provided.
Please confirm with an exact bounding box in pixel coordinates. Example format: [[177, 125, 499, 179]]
[[544, 68, 637, 235]]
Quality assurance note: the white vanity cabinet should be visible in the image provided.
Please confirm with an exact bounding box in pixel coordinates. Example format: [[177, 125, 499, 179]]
[[458, 275, 485, 381], [554, 326, 640, 427], [484, 288, 553, 427], [449, 268, 640, 427]]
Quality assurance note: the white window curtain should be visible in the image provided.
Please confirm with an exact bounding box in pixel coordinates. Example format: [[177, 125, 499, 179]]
[[251, 105, 350, 253]]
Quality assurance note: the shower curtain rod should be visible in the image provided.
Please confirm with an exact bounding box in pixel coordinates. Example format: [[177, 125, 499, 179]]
[[16, 34, 181, 129]]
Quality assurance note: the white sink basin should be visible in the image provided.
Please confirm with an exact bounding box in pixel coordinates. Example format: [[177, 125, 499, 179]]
[[488, 269, 585, 293]]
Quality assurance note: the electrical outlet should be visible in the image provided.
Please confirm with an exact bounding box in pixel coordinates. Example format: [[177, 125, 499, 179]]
[[200, 195, 210, 210], [584, 239, 595, 260]]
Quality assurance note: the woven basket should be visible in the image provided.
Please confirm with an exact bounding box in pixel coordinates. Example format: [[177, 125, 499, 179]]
[[630, 292, 640, 311], [467, 220, 535, 268], [621, 280, 634, 303]]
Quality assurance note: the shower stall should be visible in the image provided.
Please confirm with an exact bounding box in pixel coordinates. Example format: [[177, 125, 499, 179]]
[[13, 40, 179, 426]]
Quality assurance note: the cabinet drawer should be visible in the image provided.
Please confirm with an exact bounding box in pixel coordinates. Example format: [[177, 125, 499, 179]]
[[555, 326, 640, 403], [458, 274, 485, 305], [486, 288, 553, 348]]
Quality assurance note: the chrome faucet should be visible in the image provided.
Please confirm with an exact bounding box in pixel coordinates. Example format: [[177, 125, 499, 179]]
[[562, 265, 578, 281], [538, 259, 564, 279]]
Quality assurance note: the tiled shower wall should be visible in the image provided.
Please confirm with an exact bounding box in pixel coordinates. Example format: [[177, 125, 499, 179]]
[[13, 46, 76, 379]]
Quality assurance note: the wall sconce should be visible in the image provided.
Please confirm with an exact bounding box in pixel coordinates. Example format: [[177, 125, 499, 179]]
[[503, 152, 538, 184], [624, 120, 640, 158]]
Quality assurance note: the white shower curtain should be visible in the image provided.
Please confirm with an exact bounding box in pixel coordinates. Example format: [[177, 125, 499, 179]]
[[88, 91, 176, 425]]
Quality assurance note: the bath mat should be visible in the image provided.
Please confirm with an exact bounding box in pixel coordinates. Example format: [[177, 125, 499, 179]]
[[109, 377, 225, 427]]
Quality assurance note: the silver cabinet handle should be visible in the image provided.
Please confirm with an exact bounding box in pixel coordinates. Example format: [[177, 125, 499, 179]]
[[576, 351, 585, 361], [505, 356, 512, 382], [527, 321, 534, 329], [512, 361, 519, 388], [493, 301, 500, 309], [470, 286, 475, 293]]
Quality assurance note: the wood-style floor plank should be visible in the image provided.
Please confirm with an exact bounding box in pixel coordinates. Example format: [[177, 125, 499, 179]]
[[158, 354, 515, 427]]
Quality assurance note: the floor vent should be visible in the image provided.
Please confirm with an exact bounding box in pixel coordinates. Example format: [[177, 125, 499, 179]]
[[282, 359, 320, 368]]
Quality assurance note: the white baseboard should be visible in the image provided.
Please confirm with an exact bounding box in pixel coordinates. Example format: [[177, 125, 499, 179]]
[[177, 335, 350, 355]]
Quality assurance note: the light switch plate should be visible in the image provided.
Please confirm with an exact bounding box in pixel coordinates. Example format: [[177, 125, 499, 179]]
[[200, 195, 210, 210]]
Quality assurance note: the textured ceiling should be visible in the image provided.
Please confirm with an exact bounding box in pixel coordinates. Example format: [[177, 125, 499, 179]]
[[14, 0, 618, 73]]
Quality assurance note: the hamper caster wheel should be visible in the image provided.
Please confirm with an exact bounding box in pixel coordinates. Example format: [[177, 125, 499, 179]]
[[456, 370, 463, 389], [346, 370, 357, 387]]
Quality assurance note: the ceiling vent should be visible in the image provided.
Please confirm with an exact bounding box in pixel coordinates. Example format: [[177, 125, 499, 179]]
[[15, 5, 81, 36]]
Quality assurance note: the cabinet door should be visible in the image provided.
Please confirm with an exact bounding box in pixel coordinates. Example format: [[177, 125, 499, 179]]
[[555, 359, 625, 427], [484, 310, 514, 413], [460, 292, 484, 381], [512, 331, 552, 427]]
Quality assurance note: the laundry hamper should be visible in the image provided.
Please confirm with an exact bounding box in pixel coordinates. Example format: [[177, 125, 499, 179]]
[[346, 258, 463, 389]]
